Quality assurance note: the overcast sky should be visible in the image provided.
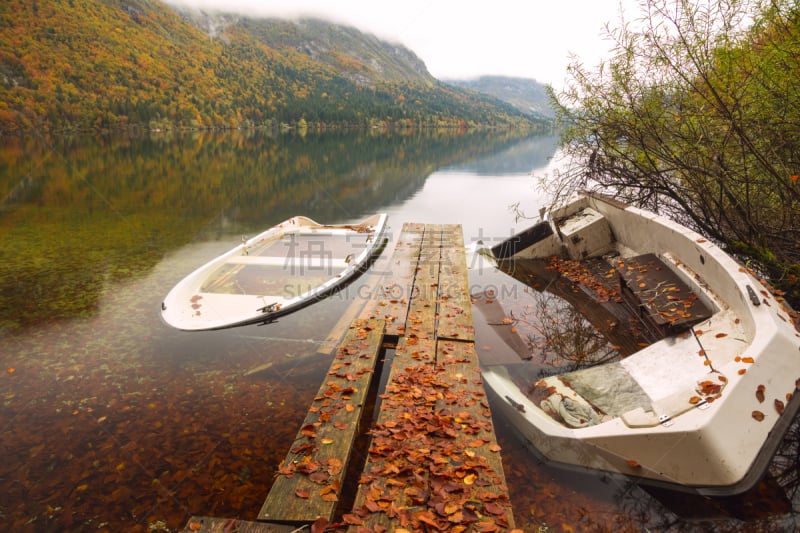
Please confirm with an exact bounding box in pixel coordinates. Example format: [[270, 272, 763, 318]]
[[165, 0, 640, 86]]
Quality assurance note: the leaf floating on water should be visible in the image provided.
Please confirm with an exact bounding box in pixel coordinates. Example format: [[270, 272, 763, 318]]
[[752, 410, 765, 421]]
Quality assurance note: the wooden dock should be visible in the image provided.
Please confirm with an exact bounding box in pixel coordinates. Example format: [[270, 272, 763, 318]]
[[182, 223, 517, 532]]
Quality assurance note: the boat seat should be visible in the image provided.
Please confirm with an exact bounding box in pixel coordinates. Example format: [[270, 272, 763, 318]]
[[616, 253, 712, 339], [558, 207, 615, 260], [226, 255, 350, 269]]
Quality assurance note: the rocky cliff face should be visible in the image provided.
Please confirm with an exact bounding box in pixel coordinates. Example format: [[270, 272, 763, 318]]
[[176, 9, 436, 86]]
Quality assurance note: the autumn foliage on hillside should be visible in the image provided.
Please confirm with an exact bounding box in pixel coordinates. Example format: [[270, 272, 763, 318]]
[[0, 0, 539, 133]]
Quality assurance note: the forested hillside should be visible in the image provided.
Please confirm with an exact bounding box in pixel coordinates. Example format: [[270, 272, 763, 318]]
[[0, 0, 543, 133]]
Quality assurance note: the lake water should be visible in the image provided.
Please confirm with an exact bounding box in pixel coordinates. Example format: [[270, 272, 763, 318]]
[[1, 130, 799, 532]]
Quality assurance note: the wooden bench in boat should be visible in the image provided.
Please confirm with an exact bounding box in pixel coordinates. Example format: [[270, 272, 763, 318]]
[[615, 253, 712, 338], [225, 255, 350, 269]]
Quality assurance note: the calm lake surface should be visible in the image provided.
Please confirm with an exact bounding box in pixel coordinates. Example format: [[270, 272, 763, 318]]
[[1, 130, 799, 532]]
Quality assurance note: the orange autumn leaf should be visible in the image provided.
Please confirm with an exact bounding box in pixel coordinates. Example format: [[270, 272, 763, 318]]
[[295, 488, 310, 499], [756, 385, 766, 403], [775, 398, 786, 415], [792, 175, 799, 183]]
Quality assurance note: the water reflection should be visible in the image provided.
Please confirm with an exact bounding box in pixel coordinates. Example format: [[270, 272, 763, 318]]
[[0, 129, 531, 333], [0, 129, 545, 532], [444, 134, 560, 175]]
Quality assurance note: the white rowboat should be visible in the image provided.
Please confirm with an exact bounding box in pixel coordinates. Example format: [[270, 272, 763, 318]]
[[161, 214, 388, 331], [483, 192, 800, 495]]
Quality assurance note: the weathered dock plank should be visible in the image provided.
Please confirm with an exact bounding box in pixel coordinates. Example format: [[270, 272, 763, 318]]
[[405, 224, 443, 340], [361, 222, 425, 338], [258, 319, 385, 524], [435, 340, 515, 529], [344, 335, 444, 531], [438, 224, 475, 341]]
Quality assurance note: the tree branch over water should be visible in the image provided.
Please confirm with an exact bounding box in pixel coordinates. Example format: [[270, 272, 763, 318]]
[[547, 0, 800, 304]]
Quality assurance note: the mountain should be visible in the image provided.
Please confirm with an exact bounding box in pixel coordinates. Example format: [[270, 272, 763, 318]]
[[0, 0, 546, 133], [445, 76, 555, 119], [230, 17, 435, 86]]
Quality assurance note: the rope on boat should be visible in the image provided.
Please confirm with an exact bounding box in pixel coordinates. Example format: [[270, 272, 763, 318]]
[[540, 393, 603, 428]]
